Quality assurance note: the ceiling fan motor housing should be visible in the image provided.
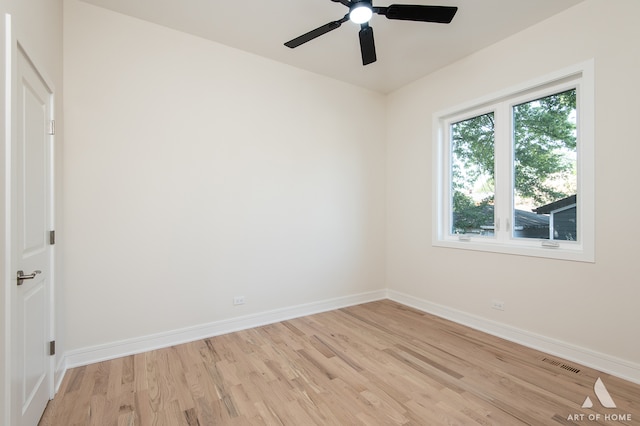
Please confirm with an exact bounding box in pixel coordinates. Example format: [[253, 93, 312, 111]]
[[349, 1, 373, 24]]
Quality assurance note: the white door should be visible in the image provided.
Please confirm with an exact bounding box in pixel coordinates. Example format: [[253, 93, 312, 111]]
[[14, 44, 54, 426]]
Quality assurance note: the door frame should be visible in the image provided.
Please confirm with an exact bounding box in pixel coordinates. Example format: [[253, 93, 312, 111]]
[[2, 13, 12, 426], [2, 13, 57, 425]]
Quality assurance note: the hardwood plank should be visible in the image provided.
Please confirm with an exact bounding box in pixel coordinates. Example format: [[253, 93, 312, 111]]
[[40, 300, 640, 425]]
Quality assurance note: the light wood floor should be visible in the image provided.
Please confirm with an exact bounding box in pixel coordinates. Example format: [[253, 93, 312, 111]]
[[40, 300, 639, 425]]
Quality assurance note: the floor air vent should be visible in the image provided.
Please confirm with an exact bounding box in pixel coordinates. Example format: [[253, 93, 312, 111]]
[[541, 357, 581, 374]]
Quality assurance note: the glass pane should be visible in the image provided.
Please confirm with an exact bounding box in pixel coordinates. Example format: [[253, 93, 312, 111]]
[[450, 112, 495, 236], [513, 89, 577, 240]]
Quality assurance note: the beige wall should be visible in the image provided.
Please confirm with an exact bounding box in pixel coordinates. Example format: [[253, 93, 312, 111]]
[[63, 1, 387, 350], [62, 0, 639, 385], [386, 0, 640, 368]]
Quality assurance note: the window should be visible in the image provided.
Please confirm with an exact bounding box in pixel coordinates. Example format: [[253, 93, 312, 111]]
[[433, 62, 594, 262]]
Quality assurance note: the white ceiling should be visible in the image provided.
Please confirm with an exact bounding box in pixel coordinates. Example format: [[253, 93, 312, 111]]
[[79, 0, 584, 93]]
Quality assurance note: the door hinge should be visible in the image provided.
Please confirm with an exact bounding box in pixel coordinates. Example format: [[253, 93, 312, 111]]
[[48, 120, 55, 136], [49, 230, 55, 245], [49, 340, 56, 356]]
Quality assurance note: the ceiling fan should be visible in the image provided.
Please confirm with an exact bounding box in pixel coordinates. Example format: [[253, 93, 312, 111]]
[[284, 0, 458, 66]]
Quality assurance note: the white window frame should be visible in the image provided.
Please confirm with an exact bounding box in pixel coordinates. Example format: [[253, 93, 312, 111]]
[[433, 60, 594, 262]]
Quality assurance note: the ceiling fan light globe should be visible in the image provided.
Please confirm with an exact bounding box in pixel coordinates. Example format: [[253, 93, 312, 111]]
[[349, 5, 372, 24]]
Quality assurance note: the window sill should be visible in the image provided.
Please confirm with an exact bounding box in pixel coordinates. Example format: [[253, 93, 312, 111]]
[[433, 238, 594, 263]]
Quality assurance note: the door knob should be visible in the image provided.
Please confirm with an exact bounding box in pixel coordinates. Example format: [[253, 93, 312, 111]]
[[17, 270, 41, 286]]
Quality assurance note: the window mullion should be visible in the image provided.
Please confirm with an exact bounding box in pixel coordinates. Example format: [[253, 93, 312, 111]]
[[493, 102, 512, 242]]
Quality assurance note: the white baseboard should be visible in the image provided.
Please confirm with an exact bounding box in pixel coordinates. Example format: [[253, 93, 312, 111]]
[[387, 289, 640, 385], [60, 288, 639, 389], [63, 289, 388, 369], [54, 356, 66, 393]]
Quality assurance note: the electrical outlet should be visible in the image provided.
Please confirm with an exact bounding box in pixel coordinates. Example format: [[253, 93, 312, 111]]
[[233, 296, 245, 306], [491, 300, 505, 311]]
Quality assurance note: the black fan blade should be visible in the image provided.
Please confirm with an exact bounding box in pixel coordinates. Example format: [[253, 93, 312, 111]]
[[284, 15, 349, 48], [378, 5, 457, 23], [359, 24, 377, 65]]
